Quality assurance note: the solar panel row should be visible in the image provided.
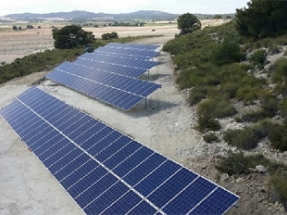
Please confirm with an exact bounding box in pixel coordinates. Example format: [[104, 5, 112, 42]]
[[95, 46, 159, 59], [53, 62, 161, 97], [0, 87, 239, 215], [105, 42, 160, 51], [46, 70, 144, 110], [74, 58, 147, 78], [80, 52, 159, 70]]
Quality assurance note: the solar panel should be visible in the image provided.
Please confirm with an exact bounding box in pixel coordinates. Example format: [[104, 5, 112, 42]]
[[1, 87, 239, 215], [105, 42, 160, 51], [48, 61, 161, 97], [74, 58, 147, 78], [94, 46, 159, 59], [80, 52, 160, 70], [46, 62, 161, 110]]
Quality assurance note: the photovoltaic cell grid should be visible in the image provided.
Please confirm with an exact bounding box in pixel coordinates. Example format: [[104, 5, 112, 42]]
[[74, 58, 147, 78], [105, 42, 160, 51], [45, 62, 161, 110], [80, 52, 160, 70], [0, 87, 239, 215], [48, 61, 161, 98], [94, 46, 159, 59]]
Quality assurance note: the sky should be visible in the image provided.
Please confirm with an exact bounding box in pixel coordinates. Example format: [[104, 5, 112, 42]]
[[0, 0, 249, 16]]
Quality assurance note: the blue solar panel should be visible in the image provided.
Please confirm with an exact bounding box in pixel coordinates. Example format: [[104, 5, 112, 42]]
[[105, 42, 160, 51], [46, 67, 159, 110], [0, 87, 239, 215], [74, 58, 147, 78], [94, 46, 159, 59], [80, 52, 160, 70], [51, 62, 161, 97]]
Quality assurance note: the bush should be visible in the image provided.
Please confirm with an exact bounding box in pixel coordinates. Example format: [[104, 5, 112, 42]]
[[215, 150, 251, 175], [101, 32, 119, 40], [253, 119, 275, 139], [269, 124, 287, 151], [197, 115, 221, 132], [241, 110, 266, 123], [197, 99, 237, 119], [216, 150, 271, 175], [223, 128, 261, 149], [203, 133, 219, 143], [261, 94, 278, 117], [269, 174, 287, 209], [236, 85, 260, 103], [280, 99, 287, 119], [271, 57, 287, 82], [249, 49, 266, 68], [210, 34, 243, 65]]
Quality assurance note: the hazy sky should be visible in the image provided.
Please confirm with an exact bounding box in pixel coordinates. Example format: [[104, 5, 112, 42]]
[[0, 0, 249, 16]]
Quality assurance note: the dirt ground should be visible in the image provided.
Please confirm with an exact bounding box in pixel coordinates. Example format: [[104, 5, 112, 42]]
[[1, 19, 280, 215]]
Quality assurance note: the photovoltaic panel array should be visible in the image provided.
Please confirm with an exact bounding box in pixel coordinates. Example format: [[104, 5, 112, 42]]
[[94, 46, 159, 59], [105, 42, 160, 51], [0, 87, 239, 215], [74, 58, 147, 78], [48, 61, 161, 98], [46, 62, 160, 110], [80, 52, 159, 70]]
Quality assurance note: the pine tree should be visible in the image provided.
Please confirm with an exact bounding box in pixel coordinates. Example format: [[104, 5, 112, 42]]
[[235, 0, 287, 38]]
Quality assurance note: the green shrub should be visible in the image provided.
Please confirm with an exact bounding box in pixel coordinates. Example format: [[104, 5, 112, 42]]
[[216, 150, 271, 175], [249, 49, 266, 68], [223, 128, 261, 149], [280, 99, 287, 119], [188, 86, 217, 105], [210, 35, 243, 65], [271, 58, 287, 84], [188, 87, 207, 105], [269, 124, 287, 151], [236, 85, 259, 103], [253, 119, 275, 139], [215, 150, 251, 175], [197, 99, 237, 119], [101, 32, 119, 40], [241, 110, 265, 123], [198, 115, 221, 132], [203, 133, 219, 143], [261, 94, 278, 117], [269, 174, 287, 208]]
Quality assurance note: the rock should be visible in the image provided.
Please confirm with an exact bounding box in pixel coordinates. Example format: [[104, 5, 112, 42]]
[[220, 173, 229, 181], [256, 165, 267, 173], [201, 165, 207, 169], [236, 177, 244, 183], [275, 201, 279, 207]]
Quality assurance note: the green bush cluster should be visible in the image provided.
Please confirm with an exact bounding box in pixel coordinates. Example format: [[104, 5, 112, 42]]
[[101, 32, 119, 40], [210, 35, 244, 66], [197, 115, 221, 132], [215, 150, 271, 175], [203, 133, 219, 143], [223, 128, 261, 150], [270, 58, 287, 96], [197, 99, 237, 119], [249, 49, 266, 69]]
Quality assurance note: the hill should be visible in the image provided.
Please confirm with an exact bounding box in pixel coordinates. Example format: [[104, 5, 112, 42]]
[[2, 10, 235, 22], [2, 10, 180, 21]]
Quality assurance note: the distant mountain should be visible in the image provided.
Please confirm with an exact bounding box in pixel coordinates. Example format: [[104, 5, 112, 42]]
[[3, 10, 180, 21]]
